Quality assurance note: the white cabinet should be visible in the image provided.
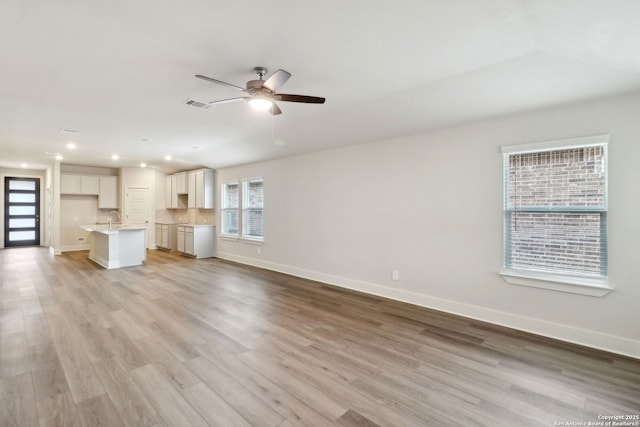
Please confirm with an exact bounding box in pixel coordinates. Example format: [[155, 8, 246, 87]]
[[61, 174, 117, 207], [176, 225, 215, 258], [61, 174, 81, 194], [177, 226, 185, 253], [167, 169, 214, 209], [175, 172, 187, 194], [170, 175, 187, 209], [61, 174, 99, 195], [155, 223, 176, 250], [98, 176, 118, 209], [81, 175, 99, 195], [195, 169, 214, 209], [185, 227, 194, 255]]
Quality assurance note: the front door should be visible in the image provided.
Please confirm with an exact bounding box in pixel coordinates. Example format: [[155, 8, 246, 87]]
[[4, 177, 40, 247]]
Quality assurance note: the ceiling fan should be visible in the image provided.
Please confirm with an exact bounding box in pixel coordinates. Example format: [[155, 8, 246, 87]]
[[195, 67, 325, 115]]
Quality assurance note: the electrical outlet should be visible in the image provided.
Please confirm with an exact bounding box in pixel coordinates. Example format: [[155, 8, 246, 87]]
[[392, 269, 399, 281], [257, 247, 261, 255]]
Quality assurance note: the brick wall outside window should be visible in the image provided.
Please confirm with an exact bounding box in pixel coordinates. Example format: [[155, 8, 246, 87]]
[[504, 145, 607, 277]]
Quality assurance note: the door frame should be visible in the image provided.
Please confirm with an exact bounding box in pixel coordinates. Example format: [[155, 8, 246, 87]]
[[1, 173, 46, 248]]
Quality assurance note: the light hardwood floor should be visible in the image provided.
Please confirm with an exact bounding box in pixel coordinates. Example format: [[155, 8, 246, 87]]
[[1, 247, 638, 426]]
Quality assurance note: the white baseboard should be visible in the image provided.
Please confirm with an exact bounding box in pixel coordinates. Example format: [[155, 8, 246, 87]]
[[60, 244, 90, 252], [215, 251, 640, 360]]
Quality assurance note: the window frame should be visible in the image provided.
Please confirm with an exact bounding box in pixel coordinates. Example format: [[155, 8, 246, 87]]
[[220, 181, 239, 238], [241, 178, 264, 242], [499, 135, 612, 296]]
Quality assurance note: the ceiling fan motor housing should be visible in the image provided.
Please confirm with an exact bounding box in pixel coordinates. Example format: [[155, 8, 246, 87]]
[[246, 79, 273, 96]]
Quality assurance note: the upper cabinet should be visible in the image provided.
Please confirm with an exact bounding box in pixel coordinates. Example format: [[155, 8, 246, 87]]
[[61, 174, 99, 195], [61, 174, 119, 208], [175, 172, 187, 194], [195, 169, 214, 209], [98, 176, 118, 209], [168, 168, 214, 209]]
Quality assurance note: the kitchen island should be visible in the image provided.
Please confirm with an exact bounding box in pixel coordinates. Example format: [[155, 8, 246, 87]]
[[78, 224, 147, 269]]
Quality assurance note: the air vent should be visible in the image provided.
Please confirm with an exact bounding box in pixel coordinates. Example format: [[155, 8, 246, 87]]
[[184, 99, 211, 109]]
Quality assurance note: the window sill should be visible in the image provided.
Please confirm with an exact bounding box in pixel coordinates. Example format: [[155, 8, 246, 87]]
[[499, 269, 612, 297], [220, 234, 239, 242], [241, 236, 264, 245]]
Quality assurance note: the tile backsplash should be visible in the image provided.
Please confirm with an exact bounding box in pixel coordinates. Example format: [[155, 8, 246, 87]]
[[156, 208, 215, 225]]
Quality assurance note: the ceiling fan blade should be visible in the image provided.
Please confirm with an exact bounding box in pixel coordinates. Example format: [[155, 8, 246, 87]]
[[269, 103, 282, 115], [263, 69, 291, 92], [195, 74, 245, 91], [208, 97, 249, 105], [274, 94, 325, 104]]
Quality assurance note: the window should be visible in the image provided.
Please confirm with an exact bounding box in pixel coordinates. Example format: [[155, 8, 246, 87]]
[[220, 178, 264, 241], [242, 179, 264, 240], [221, 182, 239, 236], [501, 135, 609, 293]]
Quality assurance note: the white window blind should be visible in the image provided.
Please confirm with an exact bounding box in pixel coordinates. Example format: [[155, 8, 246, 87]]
[[242, 179, 263, 239], [503, 143, 607, 278], [221, 182, 239, 236]]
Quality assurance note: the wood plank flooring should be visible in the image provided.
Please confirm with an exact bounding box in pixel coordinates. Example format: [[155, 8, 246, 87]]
[[1, 247, 639, 426]]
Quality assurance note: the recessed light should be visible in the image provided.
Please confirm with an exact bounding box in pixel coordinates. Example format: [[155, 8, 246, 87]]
[[140, 162, 147, 168], [164, 155, 172, 161], [21, 163, 28, 168], [66, 143, 76, 150], [111, 154, 119, 160], [55, 155, 64, 161]]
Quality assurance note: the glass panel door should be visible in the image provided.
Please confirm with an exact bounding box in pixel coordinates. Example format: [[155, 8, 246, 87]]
[[4, 177, 40, 247]]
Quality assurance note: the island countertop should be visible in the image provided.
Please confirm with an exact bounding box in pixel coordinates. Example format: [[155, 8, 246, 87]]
[[79, 224, 147, 234]]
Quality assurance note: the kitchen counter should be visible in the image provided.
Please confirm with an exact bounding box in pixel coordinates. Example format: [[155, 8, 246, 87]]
[[78, 224, 147, 269]]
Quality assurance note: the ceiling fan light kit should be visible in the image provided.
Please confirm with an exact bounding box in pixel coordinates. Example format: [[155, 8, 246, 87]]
[[248, 97, 273, 111], [195, 66, 325, 116]]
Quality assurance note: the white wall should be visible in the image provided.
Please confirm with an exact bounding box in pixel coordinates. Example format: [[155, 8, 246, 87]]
[[215, 91, 640, 358], [59, 196, 100, 251]]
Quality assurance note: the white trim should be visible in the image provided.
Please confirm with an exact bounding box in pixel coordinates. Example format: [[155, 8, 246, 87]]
[[215, 251, 640, 360], [60, 244, 90, 252], [499, 269, 612, 297], [220, 234, 239, 241], [241, 236, 264, 245], [501, 134, 609, 154]]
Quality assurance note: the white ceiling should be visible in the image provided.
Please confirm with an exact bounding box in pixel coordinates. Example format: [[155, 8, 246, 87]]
[[1, 0, 640, 172]]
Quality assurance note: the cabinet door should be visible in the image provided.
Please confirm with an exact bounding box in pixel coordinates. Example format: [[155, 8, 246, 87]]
[[187, 172, 196, 209], [195, 169, 214, 209], [185, 229, 194, 255], [175, 172, 187, 194], [161, 225, 169, 248], [177, 227, 185, 252], [155, 224, 163, 248], [81, 175, 100, 195], [98, 176, 118, 209], [61, 174, 81, 194]]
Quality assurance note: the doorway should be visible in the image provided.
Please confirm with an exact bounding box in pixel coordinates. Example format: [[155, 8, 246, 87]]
[[4, 177, 40, 247]]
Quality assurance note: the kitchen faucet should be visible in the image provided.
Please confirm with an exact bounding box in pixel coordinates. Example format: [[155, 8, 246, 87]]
[[108, 211, 121, 228]]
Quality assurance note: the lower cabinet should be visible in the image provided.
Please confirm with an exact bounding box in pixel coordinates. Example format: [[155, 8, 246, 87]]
[[176, 225, 215, 259], [155, 223, 176, 250]]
